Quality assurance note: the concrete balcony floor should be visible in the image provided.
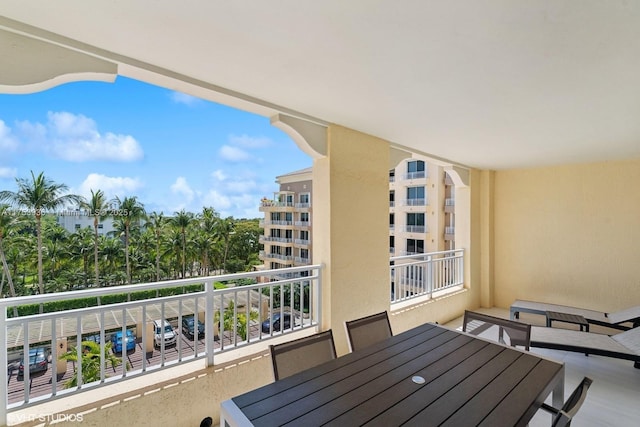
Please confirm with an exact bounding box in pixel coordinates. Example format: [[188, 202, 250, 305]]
[[444, 308, 640, 427]]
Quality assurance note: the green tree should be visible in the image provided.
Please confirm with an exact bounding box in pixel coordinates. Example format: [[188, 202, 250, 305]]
[[171, 209, 195, 279], [80, 189, 112, 287], [0, 204, 20, 315], [145, 212, 168, 282], [0, 171, 81, 295], [58, 340, 123, 388], [215, 300, 258, 341], [113, 196, 146, 284], [214, 216, 235, 272], [67, 227, 94, 288]]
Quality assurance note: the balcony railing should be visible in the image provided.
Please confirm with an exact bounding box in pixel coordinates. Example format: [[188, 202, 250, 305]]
[[0, 265, 322, 421], [401, 198, 427, 207], [390, 249, 464, 303], [403, 225, 428, 233], [402, 171, 428, 180]]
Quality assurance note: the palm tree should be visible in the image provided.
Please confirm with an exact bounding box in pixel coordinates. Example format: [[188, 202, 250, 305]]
[[0, 171, 81, 295], [113, 196, 146, 284], [58, 340, 123, 388], [80, 189, 112, 287], [0, 204, 20, 315], [144, 212, 168, 281], [67, 227, 94, 288], [197, 207, 218, 276], [214, 216, 235, 272], [171, 209, 195, 279]]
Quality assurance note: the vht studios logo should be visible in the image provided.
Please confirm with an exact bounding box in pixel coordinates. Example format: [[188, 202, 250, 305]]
[[9, 413, 84, 423]]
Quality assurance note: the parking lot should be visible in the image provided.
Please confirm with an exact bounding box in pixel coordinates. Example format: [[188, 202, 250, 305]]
[[6, 319, 269, 405]]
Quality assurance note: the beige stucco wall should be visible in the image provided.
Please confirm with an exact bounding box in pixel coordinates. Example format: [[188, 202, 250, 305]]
[[313, 125, 391, 356], [492, 158, 640, 311]]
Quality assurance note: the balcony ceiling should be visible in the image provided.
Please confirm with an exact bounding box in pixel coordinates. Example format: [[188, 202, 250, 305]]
[[1, 1, 640, 170]]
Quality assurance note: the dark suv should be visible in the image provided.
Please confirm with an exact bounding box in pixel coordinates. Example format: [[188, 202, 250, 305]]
[[18, 347, 49, 378], [261, 312, 292, 333], [181, 315, 205, 339]]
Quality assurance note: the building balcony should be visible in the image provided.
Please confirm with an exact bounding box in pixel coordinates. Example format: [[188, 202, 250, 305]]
[[259, 236, 294, 245], [445, 226, 455, 241], [401, 225, 428, 234], [399, 198, 427, 207], [445, 197, 455, 213]]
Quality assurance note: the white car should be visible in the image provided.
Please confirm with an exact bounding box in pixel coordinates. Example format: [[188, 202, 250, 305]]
[[152, 319, 177, 348]]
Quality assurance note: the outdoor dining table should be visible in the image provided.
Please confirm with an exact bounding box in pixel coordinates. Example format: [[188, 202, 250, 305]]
[[220, 322, 565, 426]]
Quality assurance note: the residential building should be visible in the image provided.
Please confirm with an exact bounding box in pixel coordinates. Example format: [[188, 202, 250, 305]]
[[259, 167, 312, 271], [56, 210, 117, 236], [261, 159, 455, 271]]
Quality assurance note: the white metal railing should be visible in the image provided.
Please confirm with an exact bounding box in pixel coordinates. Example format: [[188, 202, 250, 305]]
[[390, 249, 464, 303], [0, 265, 322, 421], [260, 236, 294, 244], [403, 225, 428, 233], [402, 198, 427, 206], [402, 171, 428, 180]]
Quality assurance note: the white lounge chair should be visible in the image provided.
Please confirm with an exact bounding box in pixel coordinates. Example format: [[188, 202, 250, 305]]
[[530, 325, 640, 369], [510, 299, 640, 330]]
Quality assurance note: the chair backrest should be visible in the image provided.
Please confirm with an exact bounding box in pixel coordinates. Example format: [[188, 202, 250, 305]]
[[462, 310, 531, 350], [542, 376, 593, 427], [269, 329, 337, 381], [345, 311, 393, 352]]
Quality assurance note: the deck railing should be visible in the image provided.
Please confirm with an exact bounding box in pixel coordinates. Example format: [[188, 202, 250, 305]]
[[0, 265, 322, 421], [390, 249, 464, 303]]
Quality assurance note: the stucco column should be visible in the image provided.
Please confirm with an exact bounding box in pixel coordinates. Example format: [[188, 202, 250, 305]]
[[312, 125, 391, 356]]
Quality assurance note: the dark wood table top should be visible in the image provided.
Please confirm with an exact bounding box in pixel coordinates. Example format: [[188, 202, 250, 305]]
[[222, 323, 564, 427]]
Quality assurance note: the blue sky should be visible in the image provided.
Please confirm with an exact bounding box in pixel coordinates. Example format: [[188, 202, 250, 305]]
[[0, 77, 311, 219]]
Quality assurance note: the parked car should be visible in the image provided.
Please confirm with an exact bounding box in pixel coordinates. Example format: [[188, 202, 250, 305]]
[[153, 319, 177, 348], [18, 347, 49, 378], [110, 330, 136, 354], [261, 312, 292, 333], [181, 315, 204, 339]]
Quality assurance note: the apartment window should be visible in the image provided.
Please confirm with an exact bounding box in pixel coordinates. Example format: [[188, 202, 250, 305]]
[[406, 239, 424, 254], [285, 212, 292, 222], [406, 186, 425, 206], [389, 213, 395, 227], [408, 160, 425, 173], [406, 160, 426, 179], [299, 193, 310, 205], [299, 230, 309, 241], [285, 229, 293, 239], [270, 212, 280, 221], [300, 212, 309, 222], [406, 213, 425, 233], [284, 247, 292, 256], [389, 190, 395, 207], [300, 249, 309, 259], [271, 229, 282, 238]]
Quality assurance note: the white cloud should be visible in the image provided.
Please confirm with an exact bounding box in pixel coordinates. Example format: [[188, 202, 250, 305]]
[[170, 177, 195, 203], [0, 167, 17, 179], [211, 169, 227, 181], [229, 134, 272, 149], [219, 145, 250, 162], [170, 92, 202, 106], [79, 173, 144, 200], [0, 120, 19, 152], [44, 112, 143, 162], [202, 189, 232, 211]]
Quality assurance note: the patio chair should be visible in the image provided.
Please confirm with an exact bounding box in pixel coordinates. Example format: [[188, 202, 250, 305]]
[[510, 299, 640, 330], [462, 310, 531, 350], [269, 329, 337, 380], [345, 311, 393, 352], [530, 325, 640, 368], [539, 376, 593, 427]]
